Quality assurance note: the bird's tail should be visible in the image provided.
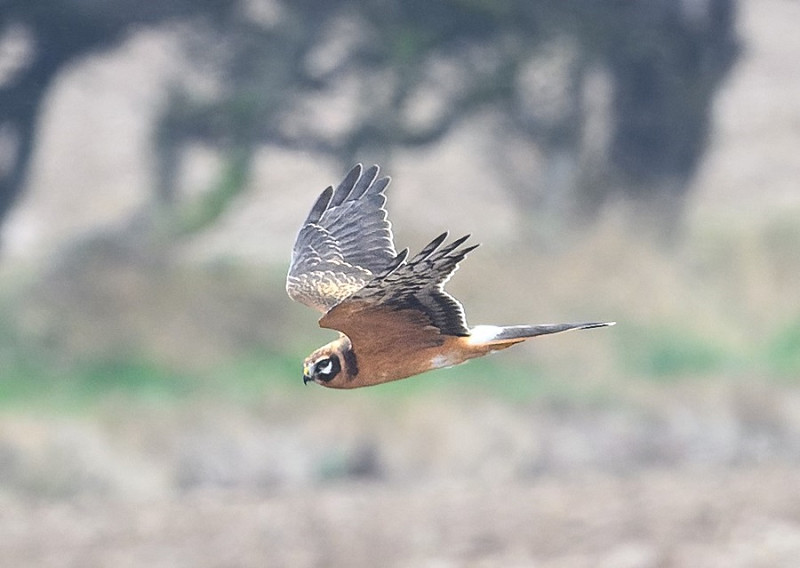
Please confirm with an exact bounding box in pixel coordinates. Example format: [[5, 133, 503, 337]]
[[467, 322, 615, 348]]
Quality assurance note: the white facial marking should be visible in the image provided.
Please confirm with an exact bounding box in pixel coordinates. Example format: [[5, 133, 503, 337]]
[[467, 325, 504, 345], [317, 359, 333, 375]]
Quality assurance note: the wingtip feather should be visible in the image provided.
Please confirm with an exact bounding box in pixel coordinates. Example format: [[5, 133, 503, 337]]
[[330, 164, 362, 207], [369, 176, 391, 196], [306, 186, 333, 224], [413, 232, 449, 262], [382, 248, 409, 275], [349, 164, 379, 199]]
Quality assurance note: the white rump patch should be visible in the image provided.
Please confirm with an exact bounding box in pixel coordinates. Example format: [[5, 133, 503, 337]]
[[466, 325, 504, 345]]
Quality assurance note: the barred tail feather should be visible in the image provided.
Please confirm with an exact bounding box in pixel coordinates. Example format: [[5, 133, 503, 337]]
[[468, 322, 615, 346]]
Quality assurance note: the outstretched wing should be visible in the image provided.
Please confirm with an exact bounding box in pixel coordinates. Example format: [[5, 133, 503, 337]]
[[319, 232, 479, 348], [286, 164, 397, 312]]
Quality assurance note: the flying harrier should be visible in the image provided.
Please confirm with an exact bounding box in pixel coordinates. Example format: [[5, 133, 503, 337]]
[[286, 164, 613, 389]]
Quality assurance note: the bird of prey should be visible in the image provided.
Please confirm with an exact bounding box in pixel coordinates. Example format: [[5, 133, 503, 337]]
[[286, 164, 614, 389]]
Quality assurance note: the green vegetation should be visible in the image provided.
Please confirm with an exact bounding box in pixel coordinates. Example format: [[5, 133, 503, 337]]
[[0, 350, 295, 409], [617, 323, 734, 380], [1, 211, 798, 411], [766, 318, 800, 377], [2, 314, 797, 414], [0, 344, 554, 410]]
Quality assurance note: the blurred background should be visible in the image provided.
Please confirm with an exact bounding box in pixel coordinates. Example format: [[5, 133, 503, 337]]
[[1, 0, 799, 566]]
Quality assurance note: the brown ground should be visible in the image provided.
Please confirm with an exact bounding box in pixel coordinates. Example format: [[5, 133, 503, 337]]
[[3, 466, 800, 568], [2, 383, 800, 568]]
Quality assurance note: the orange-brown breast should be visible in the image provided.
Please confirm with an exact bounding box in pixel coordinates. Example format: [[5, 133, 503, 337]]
[[335, 333, 522, 389], [319, 302, 526, 389]]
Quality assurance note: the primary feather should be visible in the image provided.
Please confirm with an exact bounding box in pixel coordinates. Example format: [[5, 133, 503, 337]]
[[286, 164, 396, 312]]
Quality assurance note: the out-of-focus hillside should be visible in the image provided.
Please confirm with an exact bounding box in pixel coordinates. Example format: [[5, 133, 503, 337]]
[[1, 1, 798, 265], [691, 0, 800, 218], [0, 1, 797, 370]]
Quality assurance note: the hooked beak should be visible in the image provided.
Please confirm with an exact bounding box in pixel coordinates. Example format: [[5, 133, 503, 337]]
[[303, 365, 313, 385]]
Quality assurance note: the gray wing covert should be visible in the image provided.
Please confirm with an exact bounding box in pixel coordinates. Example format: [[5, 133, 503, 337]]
[[286, 164, 397, 312]]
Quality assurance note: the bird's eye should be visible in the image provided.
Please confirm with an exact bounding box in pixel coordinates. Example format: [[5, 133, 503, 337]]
[[317, 358, 333, 375], [314, 355, 340, 381]]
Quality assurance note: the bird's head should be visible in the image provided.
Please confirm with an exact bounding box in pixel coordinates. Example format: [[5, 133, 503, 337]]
[[302, 336, 355, 387]]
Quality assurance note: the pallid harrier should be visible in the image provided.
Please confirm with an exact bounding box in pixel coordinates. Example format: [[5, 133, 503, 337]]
[[287, 164, 613, 388]]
